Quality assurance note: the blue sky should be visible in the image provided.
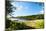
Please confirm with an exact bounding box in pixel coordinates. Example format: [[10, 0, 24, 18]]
[[11, 2, 44, 17]]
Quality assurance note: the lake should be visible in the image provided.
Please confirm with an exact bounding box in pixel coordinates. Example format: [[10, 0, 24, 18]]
[[9, 17, 28, 22]]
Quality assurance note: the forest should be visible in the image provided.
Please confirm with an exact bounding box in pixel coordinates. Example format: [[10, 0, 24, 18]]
[[16, 14, 44, 20]]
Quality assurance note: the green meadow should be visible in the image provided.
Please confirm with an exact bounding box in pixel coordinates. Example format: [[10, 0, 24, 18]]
[[23, 19, 44, 29]]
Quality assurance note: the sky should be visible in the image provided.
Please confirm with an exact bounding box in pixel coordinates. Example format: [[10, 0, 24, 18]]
[[11, 1, 44, 17], [10, 0, 44, 2]]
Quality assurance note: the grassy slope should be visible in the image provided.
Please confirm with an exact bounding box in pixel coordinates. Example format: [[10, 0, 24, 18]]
[[23, 19, 44, 29]]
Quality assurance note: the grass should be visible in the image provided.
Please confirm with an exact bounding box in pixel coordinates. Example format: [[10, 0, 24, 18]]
[[23, 19, 44, 29], [5, 19, 44, 31]]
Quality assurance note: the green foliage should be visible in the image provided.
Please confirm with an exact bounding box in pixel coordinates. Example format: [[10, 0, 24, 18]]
[[16, 14, 44, 20], [5, 28, 11, 31], [8, 21, 35, 30], [5, 0, 13, 29], [5, 19, 11, 28], [36, 19, 44, 28], [6, 0, 13, 15]]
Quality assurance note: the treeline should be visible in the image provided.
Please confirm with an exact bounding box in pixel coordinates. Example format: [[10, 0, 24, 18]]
[[16, 14, 44, 20]]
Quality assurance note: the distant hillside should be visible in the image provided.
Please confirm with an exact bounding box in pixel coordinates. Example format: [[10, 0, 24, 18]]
[[16, 14, 44, 20]]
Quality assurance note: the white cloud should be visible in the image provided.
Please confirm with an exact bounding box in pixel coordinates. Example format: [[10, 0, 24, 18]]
[[16, 6, 23, 11], [16, 6, 29, 11], [16, 7, 21, 10], [40, 10, 44, 14]]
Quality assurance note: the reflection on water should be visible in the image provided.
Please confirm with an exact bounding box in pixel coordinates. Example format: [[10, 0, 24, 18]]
[[10, 17, 27, 22]]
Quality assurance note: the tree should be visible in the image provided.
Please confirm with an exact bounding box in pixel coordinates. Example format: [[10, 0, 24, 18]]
[[6, 0, 13, 15], [5, 0, 13, 28], [5, 0, 16, 29]]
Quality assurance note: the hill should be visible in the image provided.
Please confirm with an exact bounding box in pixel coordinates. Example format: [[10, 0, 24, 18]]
[[16, 14, 44, 20]]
